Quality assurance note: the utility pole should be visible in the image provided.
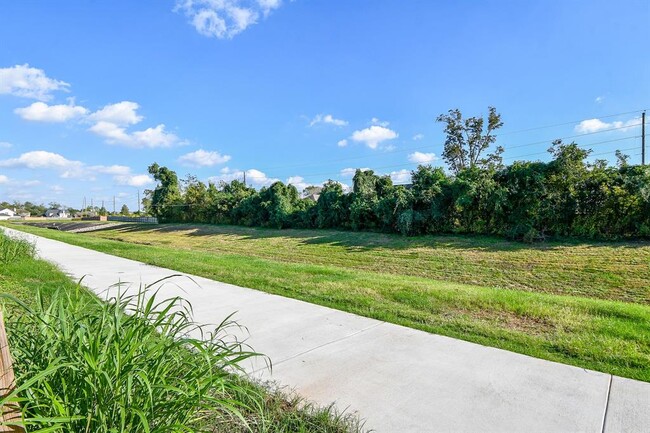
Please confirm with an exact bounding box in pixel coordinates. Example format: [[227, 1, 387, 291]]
[[113, 196, 116, 214], [101, 200, 104, 211], [137, 190, 141, 213], [642, 111, 646, 166], [91, 198, 93, 210], [243, 170, 246, 186]]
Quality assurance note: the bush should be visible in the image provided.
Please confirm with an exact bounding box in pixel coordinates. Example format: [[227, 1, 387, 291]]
[[2, 285, 262, 432], [0, 233, 35, 264]]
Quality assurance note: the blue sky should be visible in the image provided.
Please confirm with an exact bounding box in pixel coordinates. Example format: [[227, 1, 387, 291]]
[[0, 0, 648, 211]]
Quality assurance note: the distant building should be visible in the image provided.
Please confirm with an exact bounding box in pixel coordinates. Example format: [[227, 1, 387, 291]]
[[303, 186, 322, 202], [305, 193, 320, 202], [0, 208, 16, 220], [75, 211, 96, 218], [44, 208, 69, 218]]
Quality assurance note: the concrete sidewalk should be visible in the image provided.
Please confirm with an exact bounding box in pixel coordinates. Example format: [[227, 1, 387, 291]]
[[3, 227, 649, 432]]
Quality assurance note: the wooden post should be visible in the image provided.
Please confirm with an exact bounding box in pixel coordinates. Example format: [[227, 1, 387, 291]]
[[0, 310, 24, 432]]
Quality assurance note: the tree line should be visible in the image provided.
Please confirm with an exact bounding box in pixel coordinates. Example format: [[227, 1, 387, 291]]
[[144, 147, 650, 241], [142, 107, 650, 241]]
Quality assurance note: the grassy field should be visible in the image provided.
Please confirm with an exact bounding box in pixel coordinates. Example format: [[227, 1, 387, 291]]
[[0, 231, 364, 432], [50, 223, 650, 304], [5, 222, 650, 383]]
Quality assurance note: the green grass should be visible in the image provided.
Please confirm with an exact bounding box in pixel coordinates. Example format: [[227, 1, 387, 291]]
[[35, 223, 650, 304], [0, 232, 365, 432], [5, 223, 650, 383]]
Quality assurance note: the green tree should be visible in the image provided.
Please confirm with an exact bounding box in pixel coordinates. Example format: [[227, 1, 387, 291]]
[[146, 163, 182, 222], [120, 204, 130, 216], [436, 107, 504, 174], [410, 165, 452, 233], [349, 170, 383, 230], [543, 140, 591, 235], [181, 175, 208, 222], [316, 181, 348, 228]]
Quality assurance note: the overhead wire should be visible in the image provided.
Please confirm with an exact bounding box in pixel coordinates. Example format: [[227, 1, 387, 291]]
[[225, 135, 644, 181], [494, 108, 647, 136], [233, 109, 647, 173], [103, 109, 647, 199]]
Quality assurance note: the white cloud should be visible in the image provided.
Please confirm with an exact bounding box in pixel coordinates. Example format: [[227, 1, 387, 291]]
[[0, 150, 83, 170], [0, 142, 12, 149], [175, 0, 284, 39], [389, 169, 411, 184], [350, 125, 398, 149], [595, 96, 604, 103], [408, 151, 438, 164], [286, 175, 309, 192], [371, 117, 390, 127], [0, 151, 146, 186], [340, 167, 370, 177], [310, 114, 348, 127], [412, 133, 424, 141], [114, 174, 154, 187], [0, 64, 69, 101], [209, 167, 278, 187], [131, 124, 180, 148], [15, 101, 88, 122], [575, 118, 609, 133], [0, 175, 8, 184], [178, 149, 231, 167], [89, 121, 180, 148], [246, 168, 278, 186], [91, 165, 132, 175], [258, 0, 282, 15], [89, 101, 143, 125], [575, 117, 643, 134], [88, 121, 131, 142], [209, 167, 242, 184], [337, 139, 348, 147], [190, 9, 227, 38]]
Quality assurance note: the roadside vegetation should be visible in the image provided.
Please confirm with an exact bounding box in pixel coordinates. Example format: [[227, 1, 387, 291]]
[[0, 232, 364, 432], [66, 223, 650, 304], [7, 223, 650, 383], [140, 109, 650, 242]]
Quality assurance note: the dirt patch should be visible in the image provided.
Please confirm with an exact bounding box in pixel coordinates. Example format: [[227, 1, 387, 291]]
[[465, 308, 556, 335]]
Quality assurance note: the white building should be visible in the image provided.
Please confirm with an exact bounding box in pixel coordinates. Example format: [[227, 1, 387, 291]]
[[44, 208, 69, 218], [0, 208, 16, 220]]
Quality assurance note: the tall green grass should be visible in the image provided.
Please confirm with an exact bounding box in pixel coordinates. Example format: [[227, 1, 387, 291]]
[[0, 232, 364, 432], [2, 284, 262, 432], [0, 233, 34, 264]]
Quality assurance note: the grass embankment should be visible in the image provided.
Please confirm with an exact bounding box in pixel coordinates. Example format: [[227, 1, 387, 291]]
[[5, 223, 650, 383], [64, 223, 650, 304], [0, 232, 364, 432]]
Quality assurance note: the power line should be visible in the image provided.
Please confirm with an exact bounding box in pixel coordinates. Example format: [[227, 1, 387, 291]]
[[103, 110, 647, 195], [503, 136, 640, 162], [495, 108, 647, 136], [242, 135, 643, 181], [504, 123, 645, 151], [142, 146, 643, 205], [231, 111, 646, 174]]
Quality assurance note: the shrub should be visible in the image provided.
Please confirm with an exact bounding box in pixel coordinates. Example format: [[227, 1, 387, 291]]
[[1, 284, 262, 432], [0, 233, 35, 264]]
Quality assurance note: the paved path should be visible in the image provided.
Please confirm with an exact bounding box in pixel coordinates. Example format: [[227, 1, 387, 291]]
[[3, 227, 649, 432]]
